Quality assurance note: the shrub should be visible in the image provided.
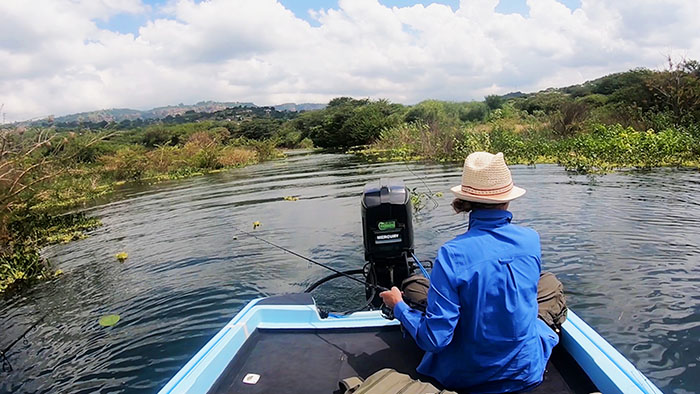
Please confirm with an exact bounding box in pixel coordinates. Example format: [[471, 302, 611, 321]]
[[551, 101, 589, 136], [186, 131, 217, 149], [217, 147, 257, 167], [244, 139, 280, 161], [460, 102, 489, 122], [208, 127, 231, 143], [146, 145, 184, 173], [141, 126, 180, 147], [404, 100, 452, 129], [100, 146, 148, 180], [485, 95, 504, 110], [375, 121, 459, 160], [577, 94, 608, 108], [515, 92, 570, 114], [140, 122, 223, 148], [454, 129, 492, 158], [190, 147, 221, 170], [298, 138, 314, 149], [557, 124, 695, 172]]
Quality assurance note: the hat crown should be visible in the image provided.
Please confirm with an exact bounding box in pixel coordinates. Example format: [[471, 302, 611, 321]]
[[450, 152, 525, 203], [462, 152, 512, 189]]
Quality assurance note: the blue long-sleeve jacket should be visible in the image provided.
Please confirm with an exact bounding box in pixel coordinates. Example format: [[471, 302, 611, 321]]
[[394, 209, 559, 393]]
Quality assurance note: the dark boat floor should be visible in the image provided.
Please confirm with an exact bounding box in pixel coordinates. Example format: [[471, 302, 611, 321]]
[[208, 326, 598, 394]]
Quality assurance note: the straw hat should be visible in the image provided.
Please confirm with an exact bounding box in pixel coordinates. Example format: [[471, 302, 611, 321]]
[[450, 152, 526, 203]]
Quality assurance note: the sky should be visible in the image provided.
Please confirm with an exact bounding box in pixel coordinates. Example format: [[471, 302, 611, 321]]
[[1, 0, 699, 122]]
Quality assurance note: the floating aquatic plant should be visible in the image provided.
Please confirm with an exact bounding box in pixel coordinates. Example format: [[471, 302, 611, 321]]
[[409, 187, 441, 213], [98, 314, 120, 327], [115, 252, 128, 262]]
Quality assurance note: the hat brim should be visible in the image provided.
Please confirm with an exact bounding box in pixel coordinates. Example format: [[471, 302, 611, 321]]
[[450, 184, 526, 204]]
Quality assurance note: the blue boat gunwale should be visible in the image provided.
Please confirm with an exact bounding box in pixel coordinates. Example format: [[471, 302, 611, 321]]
[[159, 296, 662, 394]]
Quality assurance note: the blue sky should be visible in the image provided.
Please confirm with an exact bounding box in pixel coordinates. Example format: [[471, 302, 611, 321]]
[[97, 0, 583, 34]]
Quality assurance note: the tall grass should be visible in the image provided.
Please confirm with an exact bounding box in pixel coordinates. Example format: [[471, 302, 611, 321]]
[[99, 137, 273, 182]]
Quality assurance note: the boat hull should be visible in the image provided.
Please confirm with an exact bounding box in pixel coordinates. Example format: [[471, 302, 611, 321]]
[[159, 293, 661, 394]]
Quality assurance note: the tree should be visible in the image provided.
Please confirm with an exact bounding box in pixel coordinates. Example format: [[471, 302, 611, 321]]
[[644, 58, 700, 123], [238, 119, 281, 140], [460, 102, 489, 122], [484, 95, 504, 110], [302, 98, 402, 149], [404, 100, 450, 128]]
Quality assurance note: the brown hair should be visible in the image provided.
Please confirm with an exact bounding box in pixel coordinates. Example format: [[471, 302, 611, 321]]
[[451, 198, 508, 214]]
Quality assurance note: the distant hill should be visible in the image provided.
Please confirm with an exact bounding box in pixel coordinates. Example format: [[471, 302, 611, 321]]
[[17, 100, 328, 130], [273, 103, 327, 112], [146, 101, 257, 119], [52, 101, 257, 124], [500, 91, 526, 99], [31, 101, 327, 126]]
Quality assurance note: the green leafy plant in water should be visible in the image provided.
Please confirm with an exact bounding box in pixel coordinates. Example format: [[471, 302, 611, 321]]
[[1, 211, 100, 293], [556, 124, 696, 173], [410, 187, 442, 213], [0, 243, 54, 293], [99, 314, 120, 327]]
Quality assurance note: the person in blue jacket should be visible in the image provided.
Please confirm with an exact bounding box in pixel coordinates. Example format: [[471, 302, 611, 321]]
[[380, 151, 560, 393]]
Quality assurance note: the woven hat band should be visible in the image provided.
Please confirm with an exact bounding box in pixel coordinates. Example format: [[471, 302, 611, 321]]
[[461, 181, 513, 196]]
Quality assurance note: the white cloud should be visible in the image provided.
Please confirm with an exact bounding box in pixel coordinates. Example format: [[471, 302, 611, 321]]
[[0, 0, 699, 122]]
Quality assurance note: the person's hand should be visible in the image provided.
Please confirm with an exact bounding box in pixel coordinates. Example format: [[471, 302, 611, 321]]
[[379, 286, 403, 309]]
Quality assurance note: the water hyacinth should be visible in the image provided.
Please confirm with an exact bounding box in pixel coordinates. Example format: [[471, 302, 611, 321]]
[[98, 314, 120, 327]]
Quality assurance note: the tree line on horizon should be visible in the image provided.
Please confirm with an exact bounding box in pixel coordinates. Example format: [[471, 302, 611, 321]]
[[13, 57, 699, 153], [293, 58, 700, 150]]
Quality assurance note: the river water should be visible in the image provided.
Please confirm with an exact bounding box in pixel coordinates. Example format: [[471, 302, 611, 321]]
[[0, 152, 698, 393]]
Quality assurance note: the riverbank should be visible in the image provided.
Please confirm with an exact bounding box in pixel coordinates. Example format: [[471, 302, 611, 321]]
[[355, 121, 700, 173], [297, 60, 700, 171], [0, 128, 282, 294]]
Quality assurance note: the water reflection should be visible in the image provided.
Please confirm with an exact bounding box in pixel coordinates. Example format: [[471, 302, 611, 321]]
[[0, 153, 698, 393]]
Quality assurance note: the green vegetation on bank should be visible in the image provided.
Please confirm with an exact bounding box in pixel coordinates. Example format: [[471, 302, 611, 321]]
[[3, 58, 699, 294], [1, 118, 288, 293], [299, 59, 700, 172]]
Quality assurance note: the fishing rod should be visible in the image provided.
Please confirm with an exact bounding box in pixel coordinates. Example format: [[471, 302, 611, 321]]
[[237, 228, 389, 293], [1, 312, 48, 372]]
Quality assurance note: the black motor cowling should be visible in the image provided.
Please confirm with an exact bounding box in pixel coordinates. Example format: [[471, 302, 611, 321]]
[[361, 179, 414, 305]]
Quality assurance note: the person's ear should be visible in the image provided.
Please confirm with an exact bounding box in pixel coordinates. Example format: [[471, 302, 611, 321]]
[[452, 199, 472, 214]]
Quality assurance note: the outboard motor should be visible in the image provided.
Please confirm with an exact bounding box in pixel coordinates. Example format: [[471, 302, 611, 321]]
[[361, 179, 414, 307]]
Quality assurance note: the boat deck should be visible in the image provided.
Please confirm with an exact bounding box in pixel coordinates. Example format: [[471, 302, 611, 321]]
[[207, 325, 598, 394]]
